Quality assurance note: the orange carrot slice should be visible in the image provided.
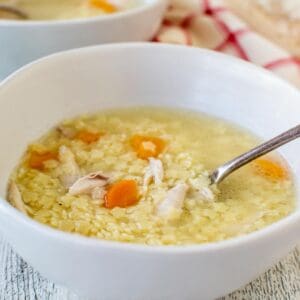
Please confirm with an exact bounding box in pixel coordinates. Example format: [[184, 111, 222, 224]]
[[28, 151, 58, 170], [253, 158, 288, 181], [131, 135, 165, 159], [89, 0, 118, 13], [105, 180, 139, 209], [75, 130, 101, 144]]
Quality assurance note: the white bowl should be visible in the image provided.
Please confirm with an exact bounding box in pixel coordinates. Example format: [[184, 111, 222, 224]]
[[0, 0, 167, 79], [0, 43, 299, 300]]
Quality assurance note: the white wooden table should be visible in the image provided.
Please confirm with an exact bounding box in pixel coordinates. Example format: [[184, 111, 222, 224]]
[[0, 233, 298, 299]]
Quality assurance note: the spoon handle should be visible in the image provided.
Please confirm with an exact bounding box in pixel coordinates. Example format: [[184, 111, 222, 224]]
[[210, 124, 300, 185]]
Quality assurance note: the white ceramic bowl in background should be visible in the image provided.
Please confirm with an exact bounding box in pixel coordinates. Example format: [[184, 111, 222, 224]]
[[0, 0, 167, 79], [0, 43, 299, 300]]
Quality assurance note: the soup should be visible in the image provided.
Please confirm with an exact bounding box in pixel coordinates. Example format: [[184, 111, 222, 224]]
[[7, 108, 295, 245], [0, 0, 140, 20]]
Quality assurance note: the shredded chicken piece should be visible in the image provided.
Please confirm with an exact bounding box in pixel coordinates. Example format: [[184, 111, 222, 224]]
[[143, 158, 164, 189], [189, 177, 216, 202], [56, 125, 76, 139], [157, 183, 189, 219], [198, 186, 215, 202], [58, 145, 81, 188], [69, 172, 109, 198], [91, 186, 106, 204], [8, 182, 27, 215]]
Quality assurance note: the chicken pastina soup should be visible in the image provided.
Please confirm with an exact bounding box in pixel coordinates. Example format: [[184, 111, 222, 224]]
[[0, 0, 140, 20], [7, 108, 295, 245]]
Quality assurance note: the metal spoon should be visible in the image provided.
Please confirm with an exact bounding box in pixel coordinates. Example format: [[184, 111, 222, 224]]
[[210, 124, 300, 185], [0, 5, 27, 20]]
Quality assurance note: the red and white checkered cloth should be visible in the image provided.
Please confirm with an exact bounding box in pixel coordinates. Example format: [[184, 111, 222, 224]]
[[154, 0, 300, 88]]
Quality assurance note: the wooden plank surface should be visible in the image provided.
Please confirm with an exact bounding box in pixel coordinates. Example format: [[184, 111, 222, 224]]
[[0, 235, 299, 299]]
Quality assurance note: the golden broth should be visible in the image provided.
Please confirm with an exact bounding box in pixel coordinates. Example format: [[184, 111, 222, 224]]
[[8, 108, 295, 245]]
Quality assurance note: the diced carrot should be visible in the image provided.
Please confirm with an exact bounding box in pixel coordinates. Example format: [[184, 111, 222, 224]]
[[253, 158, 288, 181], [28, 151, 58, 170], [89, 0, 118, 13], [130, 135, 166, 159], [105, 180, 139, 209], [75, 130, 101, 144]]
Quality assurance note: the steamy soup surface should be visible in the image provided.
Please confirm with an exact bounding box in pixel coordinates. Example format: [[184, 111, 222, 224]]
[[7, 108, 295, 245], [0, 0, 141, 20]]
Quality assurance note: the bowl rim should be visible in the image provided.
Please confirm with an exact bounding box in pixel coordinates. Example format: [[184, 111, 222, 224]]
[[0, 0, 165, 27], [0, 42, 299, 253]]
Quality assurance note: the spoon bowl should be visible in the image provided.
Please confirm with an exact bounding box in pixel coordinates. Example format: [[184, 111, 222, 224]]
[[210, 124, 300, 184]]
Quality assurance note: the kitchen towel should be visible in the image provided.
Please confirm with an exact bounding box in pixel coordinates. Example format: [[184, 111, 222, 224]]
[[154, 0, 300, 88]]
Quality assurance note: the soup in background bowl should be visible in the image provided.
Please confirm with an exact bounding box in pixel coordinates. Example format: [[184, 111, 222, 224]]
[[0, 44, 299, 300], [0, 0, 142, 20], [0, 0, 167, 79]]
